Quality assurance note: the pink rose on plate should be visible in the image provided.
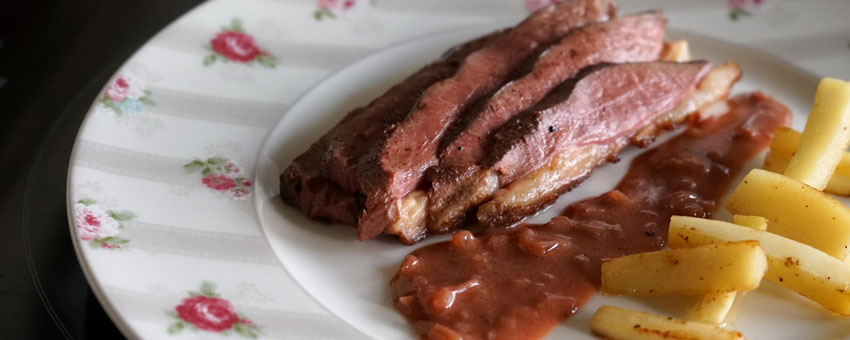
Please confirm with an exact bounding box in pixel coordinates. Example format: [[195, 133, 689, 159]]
[[74, 203, 120, 241], [318, 0, 356, 11], [175, 295, 240, 332], [211, 31, 264, 63], [524, 0, 557, 12], [226, 183, 252, 200], [222, 160, 244, 179], [202, 174, 237, 191], [729, 0, 765, 10], [105, 73, 145, 102]]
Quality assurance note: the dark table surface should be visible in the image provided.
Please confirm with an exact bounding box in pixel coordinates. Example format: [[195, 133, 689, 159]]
[[0, 1, 204, 338]]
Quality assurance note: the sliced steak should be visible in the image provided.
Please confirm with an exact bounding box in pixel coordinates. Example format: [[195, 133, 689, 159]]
[[356, 0, 617, 240], [427, 11, 667, 232], [488, 61, 711, 185], [440, 11, 666, 169], [322, 30, 507, 193], [280, 138, 360, 225], [476, 61, 734, 228], [279, 30, 505, 223]]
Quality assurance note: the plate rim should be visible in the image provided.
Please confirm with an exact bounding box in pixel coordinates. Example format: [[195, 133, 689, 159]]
[[64, 1, 217, 339]]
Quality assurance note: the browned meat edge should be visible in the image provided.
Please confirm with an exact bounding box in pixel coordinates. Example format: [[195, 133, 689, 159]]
[[488, 61, 711, 184], [354, 0, 618, 240], [477, 62, 742, 228]]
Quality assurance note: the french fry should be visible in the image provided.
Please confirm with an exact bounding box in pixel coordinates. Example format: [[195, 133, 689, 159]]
[[686, 216, 766, 325], [669, 216, 850, 315], [782, 78, 850, 190], [732, 214, 768, 231], [687, 292, 737, 325], [725, 168, 850, 261], [601, 241, 767, 296], [660, 40, 691, 62], [764, 128, 850, 196], [590, 306, 747, 340]]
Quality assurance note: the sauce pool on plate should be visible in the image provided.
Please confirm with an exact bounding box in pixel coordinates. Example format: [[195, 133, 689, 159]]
[[390, 92, 792, 340]]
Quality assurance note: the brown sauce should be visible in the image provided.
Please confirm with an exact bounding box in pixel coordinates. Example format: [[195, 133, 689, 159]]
[[389, 92, 791, 340]]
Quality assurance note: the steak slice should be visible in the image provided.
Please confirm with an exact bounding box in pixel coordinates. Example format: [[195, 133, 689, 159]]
[[322, 30, 507, 193], [477, 62, 740, 228], [488, 61, 711, 185], [427, 11, 667, 232], [439, 11, 666, 169], [356, 0, 617, 240], [279, 30, 505, 223]]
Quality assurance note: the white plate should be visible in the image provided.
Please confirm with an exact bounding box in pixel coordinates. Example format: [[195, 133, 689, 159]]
[[67, 0, 850, 339], [256, 25, 850, 339]]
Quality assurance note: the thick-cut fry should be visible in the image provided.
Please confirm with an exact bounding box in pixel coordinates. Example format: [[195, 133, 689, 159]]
[[686, 216, 765, 325], [590, 306, 747, 340], [765, 151, 850, 195], [783, 78, 850, 190], [669, 216, 850, 315], [660, 40, 691, 62], [601, 241, 767, 296], [687, 292, 737, 325], [725, 168, 850, 261], [732, 214, 768, 231], [764, 128, 850, 195]]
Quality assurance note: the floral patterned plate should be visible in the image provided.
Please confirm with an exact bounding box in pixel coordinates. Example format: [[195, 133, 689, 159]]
[[67, 0, 850, 339]]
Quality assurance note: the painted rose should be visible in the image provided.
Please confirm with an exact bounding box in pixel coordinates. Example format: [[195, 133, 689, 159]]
[[222, 160, 244, 179], [729, 0, 767, 20], [168, 281, 259, 338], [185, 157, 253, 200], [525, 0, 557, 12], [98, 72, 153, 115], [175, 295, 240, 332], [204, 19, 275, 68], [105, 74, 145, 102], [225, 181, 252, 199], [202, 174, 237, 191], [314, 0, 369, 20], [74, 203, 120, 241], [211, 31, 263, 62], [729, 0, 764, 10], [318, 0, 356, 11]]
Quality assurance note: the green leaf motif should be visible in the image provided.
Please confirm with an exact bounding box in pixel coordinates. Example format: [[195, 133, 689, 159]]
[[230, 18, 244, 33], [207, 157, 227, 165], [103, 99, 123, 115], [256, 55, 276, 69], [77, 198, 97, 205], [97, 236, 129, 248], [199, 281, 219, 297], [203, 53, 218, 66], [110, 210, 136, 221], [184, 160, 206, 173], [201, 167, 213, 177], [166, 310, 179, 318], [138, 96, 155, 106], [314, 8, 336, 21], [167, 321, 184, 335], [729, 9, 751, 21], [233, 323, 258, 339]]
